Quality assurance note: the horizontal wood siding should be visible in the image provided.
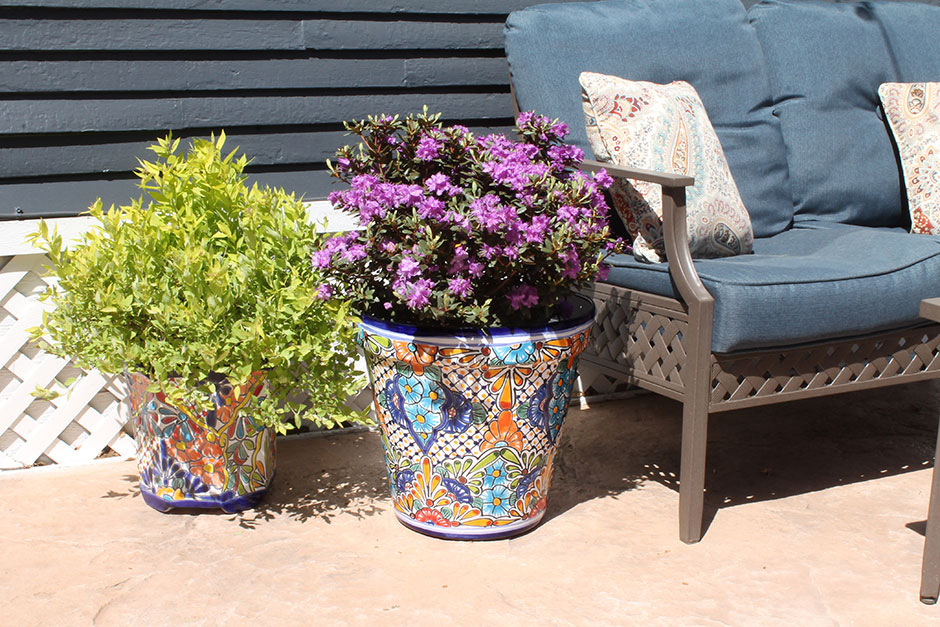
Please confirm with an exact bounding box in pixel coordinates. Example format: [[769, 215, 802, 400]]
[[0, 0, 567, 219]]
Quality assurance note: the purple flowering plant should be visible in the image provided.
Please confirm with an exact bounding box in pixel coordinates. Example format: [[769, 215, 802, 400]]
[[315, 109, 622, 327]]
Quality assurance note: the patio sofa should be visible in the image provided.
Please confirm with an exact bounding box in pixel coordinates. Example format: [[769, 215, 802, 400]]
[[505, 0, 940, 545]]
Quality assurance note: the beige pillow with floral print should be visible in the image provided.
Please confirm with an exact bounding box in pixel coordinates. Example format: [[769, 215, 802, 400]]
[[580, 71, 753, 263], [879, 82, 940, 234]]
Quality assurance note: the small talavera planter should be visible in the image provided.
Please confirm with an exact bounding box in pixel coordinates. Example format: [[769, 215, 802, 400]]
[[360, 295, 595, 539], [126, 371, 276, 513]]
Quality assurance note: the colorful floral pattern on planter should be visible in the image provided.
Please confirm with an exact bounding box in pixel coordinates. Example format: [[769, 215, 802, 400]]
[[360, 303, 593, 539], [126, 371, 275, 513]]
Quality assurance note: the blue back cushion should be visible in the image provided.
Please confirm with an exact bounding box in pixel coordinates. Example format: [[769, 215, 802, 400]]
[[748, 0, 932, 228], [870, 1, 940, 80], [504, 0, 794, 238]]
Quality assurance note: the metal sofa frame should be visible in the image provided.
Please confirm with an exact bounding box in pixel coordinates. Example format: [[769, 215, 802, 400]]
[[573, 158, 940, 544]]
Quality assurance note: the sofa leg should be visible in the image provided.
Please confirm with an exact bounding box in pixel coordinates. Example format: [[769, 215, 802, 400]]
[[679, 399, 709, 544], [920, 417, 940, 604]]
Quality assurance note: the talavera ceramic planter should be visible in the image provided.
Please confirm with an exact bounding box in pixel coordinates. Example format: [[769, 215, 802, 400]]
[[126, 371, 276, 513], [359, 295, 595, 539]]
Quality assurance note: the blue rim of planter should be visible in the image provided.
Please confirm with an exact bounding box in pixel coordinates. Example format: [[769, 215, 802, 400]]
[[359, 293, 596, 346]]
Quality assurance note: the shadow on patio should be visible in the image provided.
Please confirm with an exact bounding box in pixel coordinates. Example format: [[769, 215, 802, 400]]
[[3, 381, 939, 625]]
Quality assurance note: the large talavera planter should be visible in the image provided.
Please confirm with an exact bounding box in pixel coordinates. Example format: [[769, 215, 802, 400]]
[[126, 371, 276, 513], [360, 295, 595, 539]]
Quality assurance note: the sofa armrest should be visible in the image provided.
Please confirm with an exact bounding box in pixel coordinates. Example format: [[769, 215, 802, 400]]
[[579, 159, 712, 310], [581, 158, 695, 187], [659, 187, 715, 311]]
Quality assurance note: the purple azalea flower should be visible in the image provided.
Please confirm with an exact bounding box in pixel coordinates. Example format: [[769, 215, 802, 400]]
[[504, 222, 525, 247], [350, 174, 379, 192], [416, 135, 442, 161], [311, 248, 333, 269], [315, 283, 333, 300], [417, 196, 446, 220], [481, 243, 500, 259], [425, 173, 452, 196], [558, 205, 582, 225], [358, 199, 386, 224], [312, 232, 360, 268], [448, 246, 470, 274], [519, 143, 540, 160], [502, 244, 520, 260], [508, 285, 539, 311], [550, 121, 570, 140], [560, 247, 582, 279], [448, 276, 471, 299], [445, 211, 472, 233], [523, 215, 551, 244], [341, 244, 367, 262], [592, 168, 614, 189], [397, 256, 421, 281], [480, 134, 514, 159], [548, 144, 585, 171], [595, 264, 611, 281], [396, 184, 425, 207], [402, 278, 433, 309]]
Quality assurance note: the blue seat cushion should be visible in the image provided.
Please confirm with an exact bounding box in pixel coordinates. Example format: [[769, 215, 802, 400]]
[[747, 0, 940, 228], [604, 222, 940, 353], [505, 0, 794, 238]]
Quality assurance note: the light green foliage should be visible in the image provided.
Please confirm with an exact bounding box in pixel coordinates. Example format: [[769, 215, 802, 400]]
[[28, 133, 369, 432]]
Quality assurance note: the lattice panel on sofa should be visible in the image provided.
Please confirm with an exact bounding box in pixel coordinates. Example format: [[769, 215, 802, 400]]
[[584, 284, 688, 395], [0, 254, 136, 469], [710, 326, 940, 409]]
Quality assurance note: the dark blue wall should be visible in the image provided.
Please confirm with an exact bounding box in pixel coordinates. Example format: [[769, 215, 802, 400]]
[[0, 0, 565, 219]]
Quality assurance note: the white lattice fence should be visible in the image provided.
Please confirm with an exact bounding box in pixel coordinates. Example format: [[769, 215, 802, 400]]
[[0, 253, 136, 469]]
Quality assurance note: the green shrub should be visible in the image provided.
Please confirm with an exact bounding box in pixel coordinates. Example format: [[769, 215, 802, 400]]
[[28, 133, 368, 433]]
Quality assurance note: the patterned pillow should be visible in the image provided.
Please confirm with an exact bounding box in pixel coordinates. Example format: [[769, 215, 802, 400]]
[[879, 82, 940, 234], [579, 71, 753, 263]]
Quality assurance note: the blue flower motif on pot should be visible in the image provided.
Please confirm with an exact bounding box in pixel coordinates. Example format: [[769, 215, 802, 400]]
[[479, 482, 515, 517], [441, 477, 474, 504], [489, 342, 537, 366], [482, 457, 511, 490], [520, 358, 578, 445], [383, 369, 474, 454], [395, 468, 416, 494]]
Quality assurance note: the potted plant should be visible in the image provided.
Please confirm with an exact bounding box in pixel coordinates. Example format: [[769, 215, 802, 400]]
[[315, 110, 621, 538], [28, 133, 368, 513]]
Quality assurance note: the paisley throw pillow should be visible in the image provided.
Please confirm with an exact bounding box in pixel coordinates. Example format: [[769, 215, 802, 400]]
[[879, 82, 940, 235], [580, 71, 754, 263]]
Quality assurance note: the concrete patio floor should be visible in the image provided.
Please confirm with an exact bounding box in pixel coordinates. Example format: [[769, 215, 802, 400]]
[[4, 381, 940, 626]]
